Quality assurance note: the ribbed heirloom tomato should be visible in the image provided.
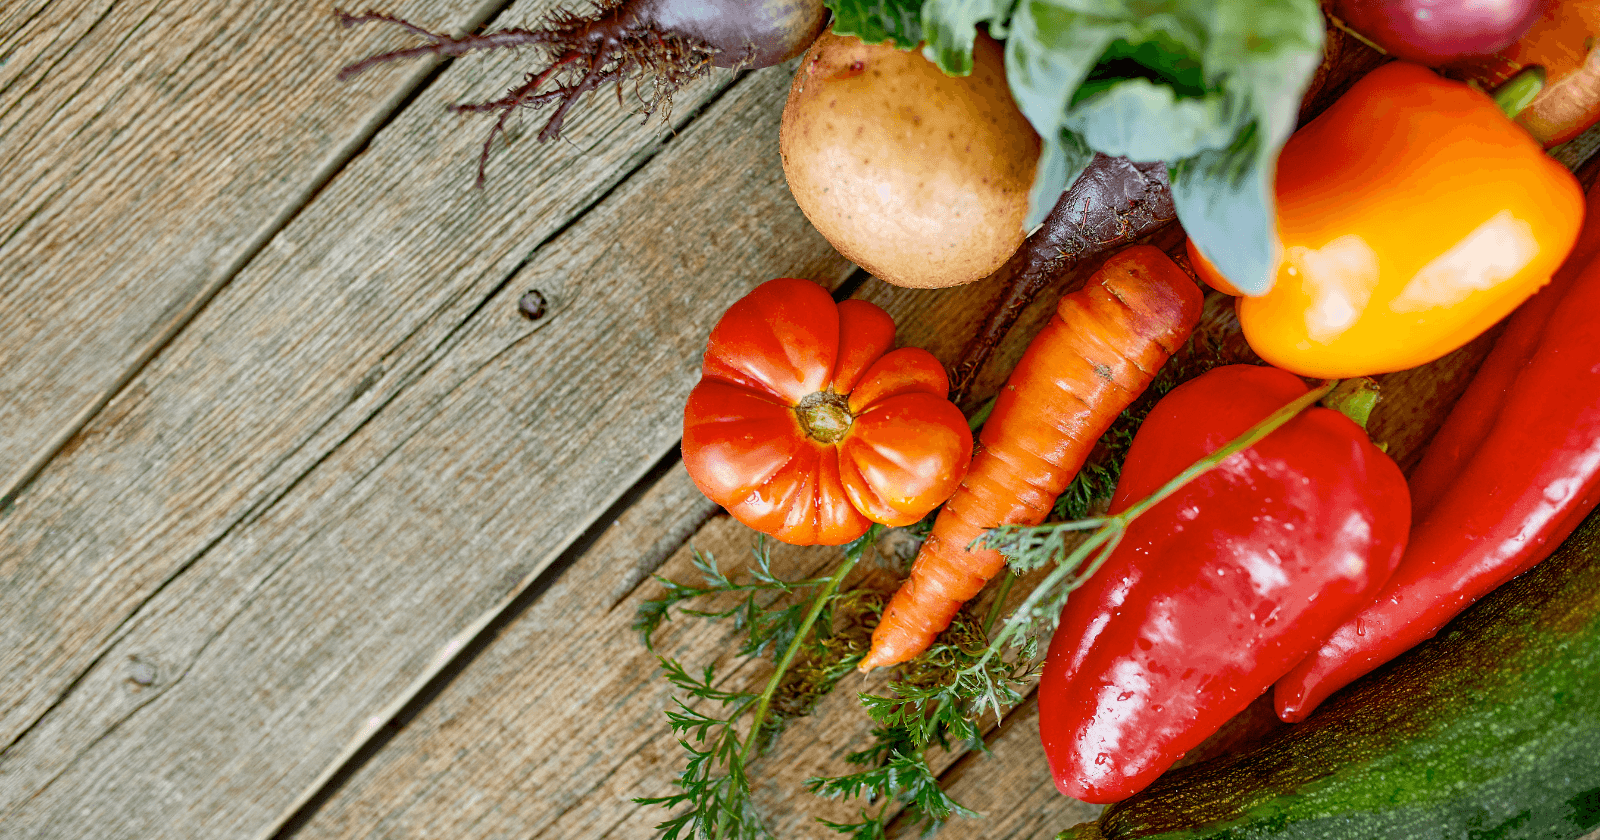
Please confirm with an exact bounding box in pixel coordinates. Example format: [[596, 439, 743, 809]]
[[682, 278, 972, 546]]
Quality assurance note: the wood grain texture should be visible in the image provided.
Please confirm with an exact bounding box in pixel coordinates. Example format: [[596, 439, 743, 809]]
[[0, 0, 739, 775], [7, 5, 1596, 838], [0, 22, 832, 840], [0, 0, 510, 501]]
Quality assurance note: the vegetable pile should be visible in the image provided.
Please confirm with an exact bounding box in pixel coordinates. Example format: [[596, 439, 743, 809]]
[[897, 0, 1327, 296], [332, 1, 1600, 837], [863, 245, 1202, 670]]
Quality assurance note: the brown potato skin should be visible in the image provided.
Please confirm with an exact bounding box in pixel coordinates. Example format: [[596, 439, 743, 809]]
[[779, 31, 1040, 289]]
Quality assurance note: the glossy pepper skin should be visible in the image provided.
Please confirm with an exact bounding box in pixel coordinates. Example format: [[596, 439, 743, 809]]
[[1190, 62, 1583, 378], [681, 278, 971, 546], [1407, 179, 1600, 522], [1276, 239, 1600, 722], [1038, 366, 1410, 803]]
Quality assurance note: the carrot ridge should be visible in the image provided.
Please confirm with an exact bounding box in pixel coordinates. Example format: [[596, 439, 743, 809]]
[[860, 245, 1203, 671]]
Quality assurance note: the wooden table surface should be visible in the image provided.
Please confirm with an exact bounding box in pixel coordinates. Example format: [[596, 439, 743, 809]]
[[5, 3, 1599, 839]]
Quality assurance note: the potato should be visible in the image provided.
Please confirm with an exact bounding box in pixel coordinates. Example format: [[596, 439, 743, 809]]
[[779, 30, 1040, 289]]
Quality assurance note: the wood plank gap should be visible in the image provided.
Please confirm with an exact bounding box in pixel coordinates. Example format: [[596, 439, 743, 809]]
[[0, 16, 471, 512], [0, 0, 640, 753], [259, 444, 706, 840], [0, 51, 749, 761], [0, 2, 112, 125], [830, 267, 875, 303]]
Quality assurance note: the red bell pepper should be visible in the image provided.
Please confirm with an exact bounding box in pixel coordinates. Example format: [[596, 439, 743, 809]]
[[1038, 365, 1410, 803], [1276, 225, 1600, 723]]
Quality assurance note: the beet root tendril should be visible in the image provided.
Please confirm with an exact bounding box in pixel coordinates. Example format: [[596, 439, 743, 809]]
[[335, 0, 826, 185]]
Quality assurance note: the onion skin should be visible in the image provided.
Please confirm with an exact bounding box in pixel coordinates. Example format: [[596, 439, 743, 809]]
[[639, 0, 826, 68], [1335, 0, 1550, 65]]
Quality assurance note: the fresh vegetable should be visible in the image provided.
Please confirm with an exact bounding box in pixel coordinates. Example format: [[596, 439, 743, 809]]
[[643, 365, 1350, 838], [947, 154, 1176, 403], [913, 0, 1325, 295], [823, 0, 925, 48], [947, 13, 1393, 404], [681, 278, 971, 546], [1192, 61, 1584, 378], [1275, 233, 1600, 722], [1333, 0, 1548, 65], [1405, 176, 1600, 521], [779, 29, 1040, 289], [859, 245, 1203, 671], [1060, 504, 1600, 840], [1456, 0, 1600, 146], [1037, 365, 1409, 804], [336, 0, 826, 182]]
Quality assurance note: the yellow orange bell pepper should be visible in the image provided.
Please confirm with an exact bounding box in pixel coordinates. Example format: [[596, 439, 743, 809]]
[[1191, 62, 1584, 379]]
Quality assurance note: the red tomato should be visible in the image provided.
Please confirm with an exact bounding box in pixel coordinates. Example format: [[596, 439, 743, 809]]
[[682, 279, 972, 545]]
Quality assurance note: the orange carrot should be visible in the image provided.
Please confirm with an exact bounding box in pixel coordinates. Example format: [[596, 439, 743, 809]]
[[859, 244, 1203, 671]]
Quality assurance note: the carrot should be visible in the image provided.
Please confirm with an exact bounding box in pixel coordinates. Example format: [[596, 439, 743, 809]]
[[859, 244, 1203, 671]]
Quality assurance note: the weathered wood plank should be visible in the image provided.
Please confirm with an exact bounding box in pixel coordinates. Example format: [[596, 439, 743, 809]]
[[0, 20, 811, 840], [931, 696, 1102, 839], [0, 0, 741, 764], [0, 0, 505, 500]]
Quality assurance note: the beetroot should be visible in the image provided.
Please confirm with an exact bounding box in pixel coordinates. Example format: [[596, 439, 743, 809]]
[[948, 155, 1176, 404], [337, 0, 826, 183]]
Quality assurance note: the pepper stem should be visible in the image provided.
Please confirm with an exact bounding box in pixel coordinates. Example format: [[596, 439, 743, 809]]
[[1320, 377, 1381, 430], [1494, 66, 1547, 120]]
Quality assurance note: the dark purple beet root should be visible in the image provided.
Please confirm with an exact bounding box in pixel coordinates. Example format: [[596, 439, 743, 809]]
[[336, 0, 824, 184], [948, 155, 1176, 405]]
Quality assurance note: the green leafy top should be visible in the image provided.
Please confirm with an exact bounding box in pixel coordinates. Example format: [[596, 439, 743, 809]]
[[824, 0, 926, 49], [825, 0, 1325, 295]]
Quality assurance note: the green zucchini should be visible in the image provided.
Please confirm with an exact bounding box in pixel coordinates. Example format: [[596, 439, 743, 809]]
[[1059, 507, 1600, 840]]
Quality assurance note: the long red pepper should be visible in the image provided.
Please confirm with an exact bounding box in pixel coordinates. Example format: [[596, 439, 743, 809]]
[[1407, 182, 1600, 520], [1275, 247, 1600, 723]]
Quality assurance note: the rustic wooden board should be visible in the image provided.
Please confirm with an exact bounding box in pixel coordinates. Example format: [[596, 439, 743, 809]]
[[0, 0, 509, 502], [0, 23, 819, 840], [0, 0, 736, 762], [7, 5, 1598, 839]]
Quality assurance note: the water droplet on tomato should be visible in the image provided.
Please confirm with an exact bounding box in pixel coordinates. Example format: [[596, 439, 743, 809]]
[[1117, 691, 1133, 701], [1095, 753, 1110, 766]]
